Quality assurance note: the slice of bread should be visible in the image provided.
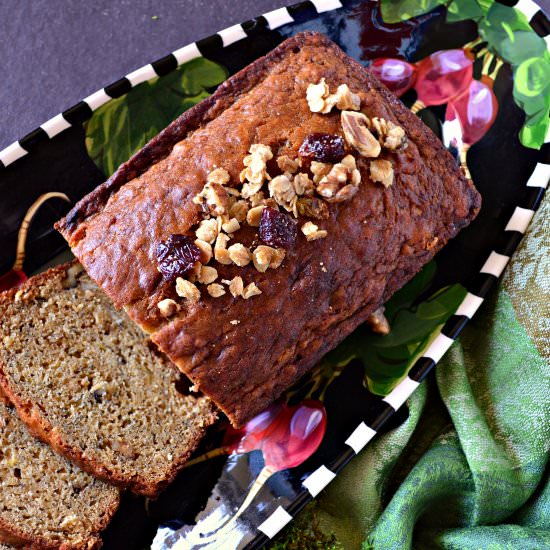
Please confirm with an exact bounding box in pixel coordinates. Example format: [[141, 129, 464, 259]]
[[0, 263, 216, 497], [0, 401, 119, 549]]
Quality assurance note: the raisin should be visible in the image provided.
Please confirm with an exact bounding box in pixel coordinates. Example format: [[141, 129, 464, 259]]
[[259, 207, 297, 249], [298, 133, 345, 163], [156, 234, 201, 281]]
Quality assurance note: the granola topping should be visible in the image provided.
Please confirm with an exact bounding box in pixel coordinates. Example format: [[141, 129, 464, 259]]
[[197, 265, 218, 284], [252, 245, 285, 273], [369, 159, 394, 188], [195, 219, 218, 244], [207, 283, 226, 298], [226, 276, 244, 298], [175, 278, 201, 303], [277, 155, 300, 174], [227, 243, 252, 267], [306, 79, 361, 114], [157, 298, 179, 317], [194, 239, 213, 264], [242, 282, 262, 299], [301, 221, 328, 241], [192, 181, 230, 216]]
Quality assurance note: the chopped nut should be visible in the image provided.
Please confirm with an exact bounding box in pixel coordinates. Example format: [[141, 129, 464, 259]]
[[296, 197, 330, 219], [270, 248, 286, 269], [222, 218, 240, 234], [194, 239, 213, 264], [226, 276, 244, 298], [175, 278, 201, 303], [198, 265, 218, 284], [246, 205, 265, 227], [367, 307, 391, 335], [341, 111, 381, 158], [369, 117, 407, 150], [351, 168, 361, 186], [225, 187, 241, 197], [229, 200, 249, 222], [306, 78, 331, 113], [277, 155, 300, 174], [214, 233, 232, 265], [157, 298, 179, 317], [192, 182, 230, 216], [334, 84, 361, 111], [240, 143, 273, 188], [340, 154, 356, 171], [241, 181, 264, 199], [230, 319, 240, 325], [333, 184, 359, 202], [269, 174, 296, 210], [369, 159, 394, 188], [316, 178, 340, 200], [242, 282, 262, 299], [207, 283, 226, 297], [301, 221, 328, 241], [195, 218, 218, 244], [228, 243, 251, 266], [306, 79, 361, 114], [293, 172, 315, 196], [207, 167, 230, 185], [310, 161, 332, 184], [252, 245, 278, 272], [249, 191, 266, 207]]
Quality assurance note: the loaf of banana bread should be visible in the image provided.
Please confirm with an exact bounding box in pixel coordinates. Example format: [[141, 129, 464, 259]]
[[57, 32, 481, 426]]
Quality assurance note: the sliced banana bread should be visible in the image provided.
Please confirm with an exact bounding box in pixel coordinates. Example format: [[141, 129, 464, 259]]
[[0, 263, 216, 497], [0, 401, 119, 549]]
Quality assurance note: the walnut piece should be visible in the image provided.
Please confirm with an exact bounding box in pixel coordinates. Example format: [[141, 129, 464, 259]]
[[192, 182, 230, 216], [301, 221, 328, 241], [315, 154, 361, 203], [306, 79, 361, 114], [198, 265, 218, 284], [157, 298, 179, 317], [293, 172, 315, 196], [222, 218, 240, 234], [310, 161, 332, 184], [369, 159, 394, 188], [246, 205, 265, 227], [242, 282, 262, 299], [214, 233, 232, 265], [252, 245, 284, 273], [207, 283, 226, 298], [195, 239, 213, 264], [229, 200, 249, 222], [195, 219, 218, 244], [226, 276, 244, 298], [227, 243, 251, 267], [369, 117, 407, 150], [175, 278, 201, 303], [341, 111, 381, 158]]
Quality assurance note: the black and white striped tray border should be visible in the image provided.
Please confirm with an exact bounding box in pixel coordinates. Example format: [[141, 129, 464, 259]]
[[0, 0, 548, 547]]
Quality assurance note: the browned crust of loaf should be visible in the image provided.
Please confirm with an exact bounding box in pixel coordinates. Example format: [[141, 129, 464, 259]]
[[0, 264, 216, 497], [55, 32, 481, 426]]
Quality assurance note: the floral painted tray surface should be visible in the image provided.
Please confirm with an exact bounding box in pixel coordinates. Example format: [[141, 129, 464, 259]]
[[0, 1, 549, 549]]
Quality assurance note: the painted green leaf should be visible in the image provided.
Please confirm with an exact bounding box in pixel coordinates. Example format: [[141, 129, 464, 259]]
[[325, 262, 467, 395], [380, 0, 446, 23], [520, 113, 550, 150], [85, 58, 227, 177], [446, 0, 484, 23], [479, 3, 546, 65]]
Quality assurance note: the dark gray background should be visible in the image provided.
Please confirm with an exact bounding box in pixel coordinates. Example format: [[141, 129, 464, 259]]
[[1, 0, 281, 149]]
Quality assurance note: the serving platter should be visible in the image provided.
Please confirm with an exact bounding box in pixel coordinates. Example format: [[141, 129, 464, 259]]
[[0, 1, 549, 548]]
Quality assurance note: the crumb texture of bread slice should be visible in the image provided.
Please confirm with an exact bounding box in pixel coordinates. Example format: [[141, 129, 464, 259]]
[[0, 263, 216, 497], [0, 401, 119, 549]]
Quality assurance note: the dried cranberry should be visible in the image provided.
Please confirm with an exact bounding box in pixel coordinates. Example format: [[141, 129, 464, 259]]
[[156, 234, 200, 281], [298, 133, 345, 163], [259, 207, 297, 250]]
